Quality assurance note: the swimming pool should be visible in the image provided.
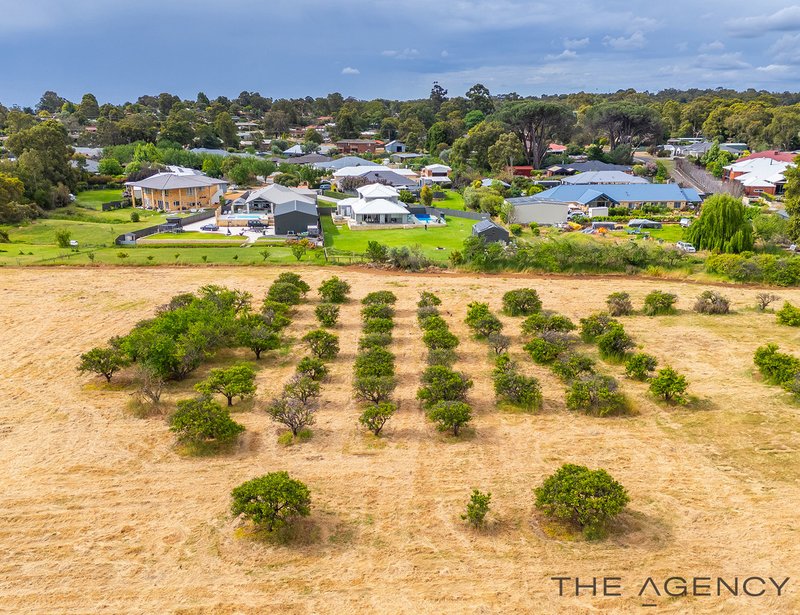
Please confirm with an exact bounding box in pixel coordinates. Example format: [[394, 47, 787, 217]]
[[220, 213, 268, 220], [414, 214, 439, 224]]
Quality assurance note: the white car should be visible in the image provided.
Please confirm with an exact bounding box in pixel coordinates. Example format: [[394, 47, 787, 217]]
[[676, 241, 696, 253], [679, 218, 692, 227], [69, 240, 79, 247]]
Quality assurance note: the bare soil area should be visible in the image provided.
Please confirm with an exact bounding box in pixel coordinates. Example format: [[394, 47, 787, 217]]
[[2, 266, 799, 614]]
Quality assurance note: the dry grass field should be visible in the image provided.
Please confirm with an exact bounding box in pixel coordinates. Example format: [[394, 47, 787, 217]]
[[2, 266, 800, 614]]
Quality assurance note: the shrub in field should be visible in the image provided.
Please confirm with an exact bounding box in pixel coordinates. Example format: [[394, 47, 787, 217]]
[[502, 288, 542, 316], [643, 290, 677, 316], [487, 332, 510, 354], [296, 356, 328, 381], [419, 314, 449, 331], [534, 464, 629, 539], [417, 305, 440, 322], [267, 282, 302, 305], [423, 327, 459, 350], [170, 396, 245, 445], [462, 490, 492, 528], [318, 276, 351, 303], [302, 329, 340, 360], [427, 400, 472, 436], [493, 362, 542, 410], [427, 348, 457, 367], [606, 292, 634, 317], [231, 471, 310, 532], [417, 365, 473, 406], [260, 300, 292, 329], [78, 346, 129, 382], [693, 290, 731, 315], [597, 324, 635, 361], [315, 303, 340, 328], [237, 314, 282, 359], [361, 303, 395, 320], [776, 302, 800, 327], [755, 292, 780, 311], [354, 347, 395, 378], [753, 344, 800, 385], [624, 353, 657, 381], [551, 352, 596, 383], [649, 366, 688, 403], [782, 375, 800, 402], [274, 272, 310, 296], [362, 291, 397, 305], [521, 311, 576, 336], [363, 317, 395, 334], [579, 312, 620, 343], [465, 302, 503, 337], [195, 363, 257, 406], [266, 395, 317, 436], [524, 331, 574, 364], [358, 332, 393, 350], [353, 375, 396, 404], [418, 291, 442, 308], [283, 374, 321, 405], [359, 402, 396, 436], [566, 374, 628, 416]]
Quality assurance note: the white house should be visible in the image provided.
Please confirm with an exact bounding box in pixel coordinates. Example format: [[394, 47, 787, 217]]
[[336, 183, 415, 226], [419, 164, 452, 186], [241, 184, 317, 214]]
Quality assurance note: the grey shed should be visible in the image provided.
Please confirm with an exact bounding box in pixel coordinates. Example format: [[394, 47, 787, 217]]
[[274, 201, 319, 236], [472, 219, 510, 243]]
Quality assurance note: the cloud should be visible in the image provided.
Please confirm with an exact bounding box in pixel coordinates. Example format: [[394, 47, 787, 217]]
[[756, 64, 791, 74], [441, 50, 449, 58], [341, 66, 360, 75], [381, 48, 420, 60], [545, 49, 578, 61], [563, 37, 589, 49], [699, 40, 724, 52], [693, 52, 750, 71], [726, 5, 800, 38], [603, 31, 646, 50], [770, 33, 800, 64]]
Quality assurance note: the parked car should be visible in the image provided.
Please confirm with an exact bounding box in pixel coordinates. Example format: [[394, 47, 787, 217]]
[[200, 224, 219, 231], [679, 218, 692, 228], [676, 241, 696, 253], [69, 240, 79, 247]]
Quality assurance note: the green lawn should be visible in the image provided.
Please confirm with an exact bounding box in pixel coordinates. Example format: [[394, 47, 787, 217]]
[[140, 231, 244, 243], [322, 215, 473, 262], [432, 189, 465, 210], [609, 224, 686, 243], [2, 219, 147, 247], [74, 189, 125, 210]]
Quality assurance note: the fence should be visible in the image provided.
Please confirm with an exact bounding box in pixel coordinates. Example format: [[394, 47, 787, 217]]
[[674, 158, 744, 198], [421, 206, 488, 221], [101, 201, 125, 211], [115, 210, 216, 245]]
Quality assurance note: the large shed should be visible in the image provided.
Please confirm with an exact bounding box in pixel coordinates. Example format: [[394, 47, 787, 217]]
[[472, 219, 510, 243], [274, 201, 319, 236]]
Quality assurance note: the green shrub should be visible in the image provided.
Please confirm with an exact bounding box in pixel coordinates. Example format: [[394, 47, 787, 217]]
[[353, 375, 397, 404], [362, 303, 395, 320], [777, 302, 800, 326], [427, 400, 472, 435], [579, 312, 619, 343], [170, 396, 245, 445], [359, 402, 397, 436], [195, 362, 257, 406], [358, 332, 393, 350], [296, 356, 328, 381], [302, 329, 340, 360], [267, 281, 302, 305], [524, 332, 574, 364], [417, 365, 473, 407], [266, 395, 317, 436], [237, 313, 282, 359], [354, 347, 395, 379], [465, 302, 503, 337], [417, 305, 440, 322], [649, 366, 688, 403], [77, 346, 129, 382], [319, 276, 351, 303], [753, 344, 800, 385], [493, 363, 543, 410], [624, 353, 657, 380], [693, 290, 731, 315], [566, 374, 628, 417], [606, 292, 633, 316], [509, 223, 522, 236], [363, 317, 395, 334], [502, 288, 542, 316], [521, 311, 575, 335], [315, 303, 340, 327], [551, 352, 596, 383], [427, 348, 457, 367], [418, 291, 442, 308], [596, 323, 635, 361], [231, 471, 310, 532], [486, 332, 510, 354], [462, 490, 491, 528], [274, 272, 310, 295], [423, 327, 459, 350], [643, 290, 677, 316], [534, 463, 629, 539], [362, 291, 397, 305], [419, 314, 449, 331]]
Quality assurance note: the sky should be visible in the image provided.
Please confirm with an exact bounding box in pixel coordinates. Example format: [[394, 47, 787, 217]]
[[1, 0, 800, 107]]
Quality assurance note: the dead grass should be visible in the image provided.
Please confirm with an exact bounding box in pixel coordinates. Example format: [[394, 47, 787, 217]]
[[2, 267, 800, 613]]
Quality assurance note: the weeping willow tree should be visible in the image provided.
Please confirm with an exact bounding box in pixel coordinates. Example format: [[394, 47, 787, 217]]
[[685, 194, 753, 253], [784, 160, 800, 240]]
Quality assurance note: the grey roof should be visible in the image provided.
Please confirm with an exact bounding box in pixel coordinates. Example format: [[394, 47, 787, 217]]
[[275, 153, 332, 165], [561, 171, 648, 185], [73, 147, 103, 159], [274, 201, 319, 216], [358, 170, 416, 187], [189, 148, 261, 159], [506, 196, 571, 207], [533, 184, 702, 205], [246, 184, 316, 205], [473, 219, 505, 233], [554, 161, 633, 173], [313, 156, 380, 170], [126, 172, 227, 190]]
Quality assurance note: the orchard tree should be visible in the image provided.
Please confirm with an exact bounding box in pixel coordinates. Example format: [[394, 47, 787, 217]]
[[296, 356, 328, 381], [427, 400, 472, 436], [318, 276, 351, 303], [195, 363, 257, 406], [315, 303, 340, 328], [502, 288, 542, 316], [353, 375, 396, 404], [649, 366, 688, 403], [359, 402, 397, 436], [169, 396, 245, 445], [302, 329, 340, 360], [231, 471, 311, 532], [266, 396, 316, 436], [237, 313, 281, 359], [78, 347, 129, 382], [462, 489, 492, 528]]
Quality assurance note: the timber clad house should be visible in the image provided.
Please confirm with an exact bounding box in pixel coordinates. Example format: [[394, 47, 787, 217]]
[[125, 172, 228, 211], [335, 139, 380, 154]]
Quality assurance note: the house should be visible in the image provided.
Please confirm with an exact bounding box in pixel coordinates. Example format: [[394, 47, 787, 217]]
[[126, 172, 228, 211], [313, 156, 380, 171], [389, 152, 424, 163], [384, 140, 406, 153], [283, 144, 307, 157], [545, 161, 633, 176], [419, 164, 452, 186], [473, 219, 510, 243], [332, 165, 417, 190], [335, 139, 380, 154], [561, 171, 648, 185], [481, 178, 510, 188], [274, 201, 319, 236], [736, 150, 798, 164], [335, 183, 415, 226], [505, 197, 570, 225], [241, 184, 317, 214], [531, 184, 702, 210], [723, 157, 794, 196], [274, 153, 332, 166]]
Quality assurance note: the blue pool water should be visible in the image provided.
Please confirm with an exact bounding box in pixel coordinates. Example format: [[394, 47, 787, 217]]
[[415, 215, 435, 223]]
